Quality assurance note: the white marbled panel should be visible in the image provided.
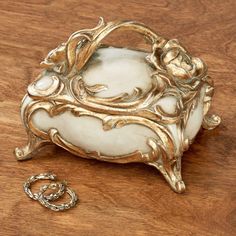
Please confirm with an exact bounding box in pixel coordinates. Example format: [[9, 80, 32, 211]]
[[184, 86, 206, 140], [82, 47, 153, 97], [32, 111, 158, 156]]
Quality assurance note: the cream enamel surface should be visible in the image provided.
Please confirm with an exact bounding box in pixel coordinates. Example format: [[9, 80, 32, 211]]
[[82, 47, 153, 97], [184, 86, 206, 140], [35, 74, 53, 90], [32, 110, 158, 155]]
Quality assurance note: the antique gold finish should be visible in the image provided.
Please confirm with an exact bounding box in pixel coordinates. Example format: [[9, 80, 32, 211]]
[[14, 18, 221, 193]]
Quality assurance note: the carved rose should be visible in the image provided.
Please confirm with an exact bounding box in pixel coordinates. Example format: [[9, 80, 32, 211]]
[[152, 39, 205, 80]]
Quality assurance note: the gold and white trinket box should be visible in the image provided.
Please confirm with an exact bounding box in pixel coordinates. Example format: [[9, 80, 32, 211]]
[[14, 18, 221, 193]]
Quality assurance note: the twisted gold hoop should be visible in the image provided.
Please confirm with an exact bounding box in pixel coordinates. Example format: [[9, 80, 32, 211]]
[[38, 183, 78, 211], [23, 173, 65, 201]]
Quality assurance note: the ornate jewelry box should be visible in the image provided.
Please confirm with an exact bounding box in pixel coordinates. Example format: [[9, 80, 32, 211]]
[[15, 18, 221, 193]]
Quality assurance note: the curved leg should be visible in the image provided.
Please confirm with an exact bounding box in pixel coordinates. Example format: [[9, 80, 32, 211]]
[[148, 154, 185, 193], [202, 113, 221, 130], [14, 132, 49, 161]]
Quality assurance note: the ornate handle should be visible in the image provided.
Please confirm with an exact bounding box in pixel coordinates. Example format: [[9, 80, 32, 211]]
[[40, 18, 167, 76], [66, 18, 166, 74]]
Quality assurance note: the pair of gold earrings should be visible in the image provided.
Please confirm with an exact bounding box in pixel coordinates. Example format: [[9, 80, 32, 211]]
[[23, 173, 78, 211]]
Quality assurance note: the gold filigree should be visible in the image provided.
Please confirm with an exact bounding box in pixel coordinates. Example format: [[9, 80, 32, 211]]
[[15, 18, 221, 193]]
